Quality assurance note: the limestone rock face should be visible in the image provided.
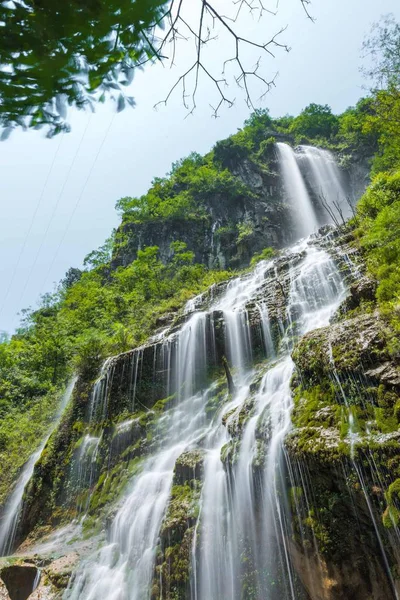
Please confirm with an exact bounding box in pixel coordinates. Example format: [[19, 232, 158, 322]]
[[287, 273, 400, 600], [112, 150, 369, 271], [153, 449, 205, 600]]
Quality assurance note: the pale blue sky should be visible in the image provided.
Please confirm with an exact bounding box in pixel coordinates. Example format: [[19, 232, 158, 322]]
[[0, 0, 399, 333]]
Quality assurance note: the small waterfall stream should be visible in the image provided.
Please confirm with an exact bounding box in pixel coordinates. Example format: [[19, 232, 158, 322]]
[[0, 378, 76, 556], [296, 145, 350, 220]]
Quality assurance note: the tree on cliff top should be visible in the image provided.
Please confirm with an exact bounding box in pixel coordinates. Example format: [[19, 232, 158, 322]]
[[291, 103, 339, 140], [0, 0, 312, 137]]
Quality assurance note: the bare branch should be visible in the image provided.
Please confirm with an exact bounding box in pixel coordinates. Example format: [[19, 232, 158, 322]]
[[318, 192, 341, 228], [300, 0, 315, 22], [151, 0, 310, 117]]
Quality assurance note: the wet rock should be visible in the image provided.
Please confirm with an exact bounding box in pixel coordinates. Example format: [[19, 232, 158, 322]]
[[0, 565, 40, 600], [365, 362, 400, 387], [313, 406, 338, 427], [336, 276, 377, 317], [174, 450, 204, 485], [289, 540, 399, 600], [286, 426, 343, 459], [154, 450, 204, 599], [292, 311, 394, 383], [155, 313, 175, 327]]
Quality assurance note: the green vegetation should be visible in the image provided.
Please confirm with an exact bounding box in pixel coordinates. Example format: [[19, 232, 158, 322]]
[[0, 390, 57, 505], [116, 152, 254, 226], [356, 172, 400, 338], [250, 247, 275, 267], [0, 0, 170, 136]]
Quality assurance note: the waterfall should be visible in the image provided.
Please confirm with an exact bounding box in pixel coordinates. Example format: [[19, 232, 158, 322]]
[[65, 314, 213, 600], [275, 142, 319, 238], [193, 243, 347, 600], [50, 144, 394, 599], [0, 378, 76, 556], [64, 233, 351, 600], [296, 145, 350, 222]]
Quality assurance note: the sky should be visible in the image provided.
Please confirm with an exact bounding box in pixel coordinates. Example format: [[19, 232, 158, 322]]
[[0, 0, 399, 334]]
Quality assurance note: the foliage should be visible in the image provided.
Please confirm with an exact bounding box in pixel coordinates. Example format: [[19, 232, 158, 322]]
[[0, 0, 170, 136], [83, 234, 115, 269], [290, 104, 339, 140], [0, 388, 60, 505], [250, 247, 276, 267], [361, 13, 400, 88], [356, 171, 400, 334], [116, 154, 253, 225], [236, 223, 254, 245], [213, 109, 274, 169]]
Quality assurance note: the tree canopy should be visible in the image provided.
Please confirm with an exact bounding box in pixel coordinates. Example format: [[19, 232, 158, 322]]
[[0, 0, 169, 137], [290, 103, 339, 140]]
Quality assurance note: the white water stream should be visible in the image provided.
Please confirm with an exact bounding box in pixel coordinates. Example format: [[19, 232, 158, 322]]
[[0, 378, 76, 556], [276, 142, 319, 237], [296, 145, 349, 220]]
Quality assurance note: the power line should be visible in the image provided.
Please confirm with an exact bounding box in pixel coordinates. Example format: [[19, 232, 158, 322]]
[[17, 114, 93, 310], [40, 113, 116, 294], [0, 133, 64, 321]]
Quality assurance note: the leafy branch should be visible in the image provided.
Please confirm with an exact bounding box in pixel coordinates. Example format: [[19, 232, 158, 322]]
[[0, 0, 313, 136]]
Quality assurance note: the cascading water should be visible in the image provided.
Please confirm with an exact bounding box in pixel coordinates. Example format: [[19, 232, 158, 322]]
[[296, 145, 350, 221], [275, 142, 319, 238], [0, 378, 76, 556], [65, 229, 352, 600], [65, 313, 214, 600], [193, 242, 348, 600]]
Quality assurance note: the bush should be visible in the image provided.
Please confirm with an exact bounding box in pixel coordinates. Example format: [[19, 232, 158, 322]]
[[250, 247, 276, 267]]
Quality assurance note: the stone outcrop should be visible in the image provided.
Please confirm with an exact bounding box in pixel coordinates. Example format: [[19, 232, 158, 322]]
[[286, 268, 400, 599], [153, 450, 204, 600], [0, 565, 40, 600], [112, 147, 369, 271]]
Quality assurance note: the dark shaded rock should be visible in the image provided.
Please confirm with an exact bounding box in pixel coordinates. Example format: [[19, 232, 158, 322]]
[[336, 276, 377, 318], [1, 565, 40, 600], [174, 450, 204, 485]]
